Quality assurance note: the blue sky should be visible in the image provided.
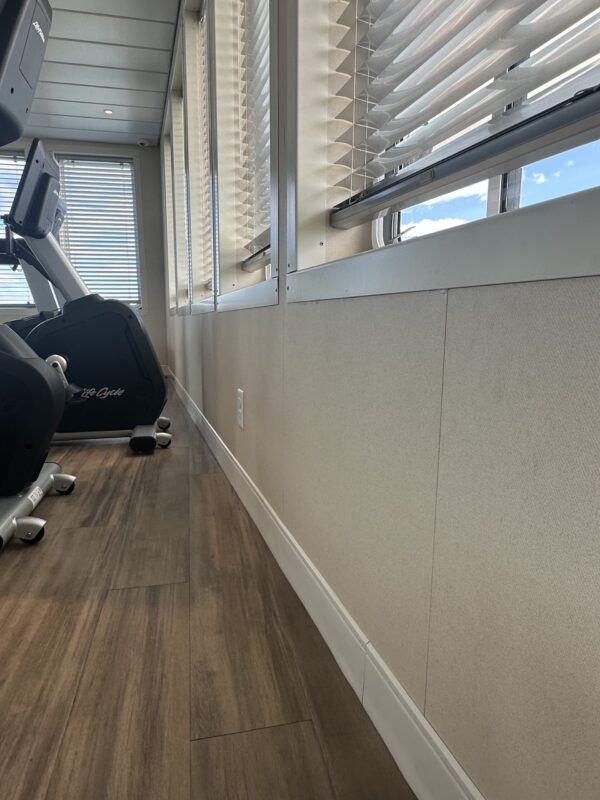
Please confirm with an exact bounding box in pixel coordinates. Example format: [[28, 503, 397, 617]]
[[520, 139, 599, 206], [401, 139, 600, 239]]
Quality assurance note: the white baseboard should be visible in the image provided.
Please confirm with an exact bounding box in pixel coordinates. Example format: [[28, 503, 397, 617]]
[[169, 367, 485, 800], [363, 648, 485, 800]]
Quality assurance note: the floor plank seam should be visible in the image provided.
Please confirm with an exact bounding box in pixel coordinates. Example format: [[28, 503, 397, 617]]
[[190, 718, 313, 743], [108, 579, 190, 593], [41, 585, 111, 800], [308, 717, 341, 800]]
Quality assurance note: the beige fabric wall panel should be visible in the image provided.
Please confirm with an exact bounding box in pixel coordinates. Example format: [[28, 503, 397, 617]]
[[207, 307, 285, 517], [166, 315, 177, 378], [283, 291, 447, 707], [171, 307, 285, 517], [168, 313, 207, 412], [426, 277, 600, 800], [166, 311, 179, 375]]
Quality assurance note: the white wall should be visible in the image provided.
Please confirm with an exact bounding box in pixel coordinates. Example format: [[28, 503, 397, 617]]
[[167, 188, 600, 800], [0, 139, 167, 363]]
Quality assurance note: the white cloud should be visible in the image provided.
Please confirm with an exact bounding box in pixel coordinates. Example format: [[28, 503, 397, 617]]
[[567, 159, 575, 167], [401, 217, 469, 239], [553, 170, 561, 178], [532, 172, 547, 184], [424, 180, 488, 207]]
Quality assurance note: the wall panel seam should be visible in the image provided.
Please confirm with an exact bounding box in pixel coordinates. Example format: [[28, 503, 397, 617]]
[[422, 290, 450, 716]]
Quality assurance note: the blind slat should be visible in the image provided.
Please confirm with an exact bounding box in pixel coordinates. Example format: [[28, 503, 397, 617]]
[[239, 0, 271, 251], [329, 0, 600, 204], [59, 157, 141, 304]]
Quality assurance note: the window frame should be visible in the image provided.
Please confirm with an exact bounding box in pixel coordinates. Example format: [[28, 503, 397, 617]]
[[162, 7, 216, 317], [0, 142, 147, 312], [54, 152, 144, 307], [284, 0, 600, 303], [52, 145, 147, 311], [212, 0, 280, 313], [287, 184, 600, 302], [162, 0, 281, 315], [324, 3, 600, 230], [168, 91, 192, 315], [160, 133, 178, 315], [183, 9, 217, 314], [162, 0, 600, 309]]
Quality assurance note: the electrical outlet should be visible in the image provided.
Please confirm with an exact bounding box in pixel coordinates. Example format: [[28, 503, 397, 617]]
[[236, 388, 244, 429]]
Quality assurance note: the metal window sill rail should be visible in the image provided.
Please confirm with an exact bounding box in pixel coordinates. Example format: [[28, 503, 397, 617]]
[[288, 186, 600, 304], [331, 83, 600, 230], [217, 276, 278, 312], [191, 297, 215, 314]]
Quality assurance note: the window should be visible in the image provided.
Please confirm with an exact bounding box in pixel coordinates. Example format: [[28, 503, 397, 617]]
[[387, 134, 600, 242], [162, 10, 217, 314], [161, 0, 277, 311], [162, 0, 600, 305], [161, 135, 177, 310], [0, 152, 33, 306], [183, 10, 215, 306], [213, 0, 272, 294], [169, 93, 191, 311], [519, 138, 600, 208], [58, 157, 142, 304], [398, 180, 490, 241], [296, 0, 600, 267]]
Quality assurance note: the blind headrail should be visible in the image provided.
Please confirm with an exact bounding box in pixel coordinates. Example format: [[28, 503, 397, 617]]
[[330, 83, 600, 230]]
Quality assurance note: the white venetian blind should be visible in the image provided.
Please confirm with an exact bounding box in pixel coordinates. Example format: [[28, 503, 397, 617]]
[[58, 157, 142, 304], [196, 16, 213, 293], [162, 136, 177, 308], [330, 0, 600, 205], [0, 152, 33, 306], [183, 11, 214, 301], [239, 0, 271, 252]]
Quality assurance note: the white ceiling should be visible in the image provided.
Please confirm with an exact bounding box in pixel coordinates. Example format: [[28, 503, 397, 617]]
[[24, 0, 181, 146]]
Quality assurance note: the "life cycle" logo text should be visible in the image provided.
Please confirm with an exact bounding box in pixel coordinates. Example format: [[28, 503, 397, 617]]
[[80, 387, 125, 400]]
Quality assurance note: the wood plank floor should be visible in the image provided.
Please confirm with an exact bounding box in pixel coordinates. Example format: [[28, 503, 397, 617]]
[[0, 385, 416, 800]]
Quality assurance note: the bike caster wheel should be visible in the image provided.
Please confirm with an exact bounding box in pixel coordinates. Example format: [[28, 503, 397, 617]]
[[21, 527, 45, 545], [52, 473, 76, 495]]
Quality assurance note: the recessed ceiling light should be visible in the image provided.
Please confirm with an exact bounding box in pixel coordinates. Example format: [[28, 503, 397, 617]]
[[103, 108, 114, 116]]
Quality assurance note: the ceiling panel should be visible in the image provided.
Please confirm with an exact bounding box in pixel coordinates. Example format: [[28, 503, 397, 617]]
[[35, 82, 165, 109], [51, 10, 174, 49], [25, 0, 180, 146], [38, 63, 168, 93], [44, 40, 172, 73], [28, 113, 161, 136], [30, 126, 154, 145], [32, 99, 162, 123], [52, 0, 177, 23]]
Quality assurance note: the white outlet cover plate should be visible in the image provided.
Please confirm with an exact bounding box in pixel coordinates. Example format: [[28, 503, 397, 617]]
[[237, 388, 244, 429]]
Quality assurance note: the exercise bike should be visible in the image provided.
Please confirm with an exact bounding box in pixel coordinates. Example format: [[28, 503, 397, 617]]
[[3, 139, 172, 454], [0, 324, 76, 548], [0, 0, 76, 549]]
